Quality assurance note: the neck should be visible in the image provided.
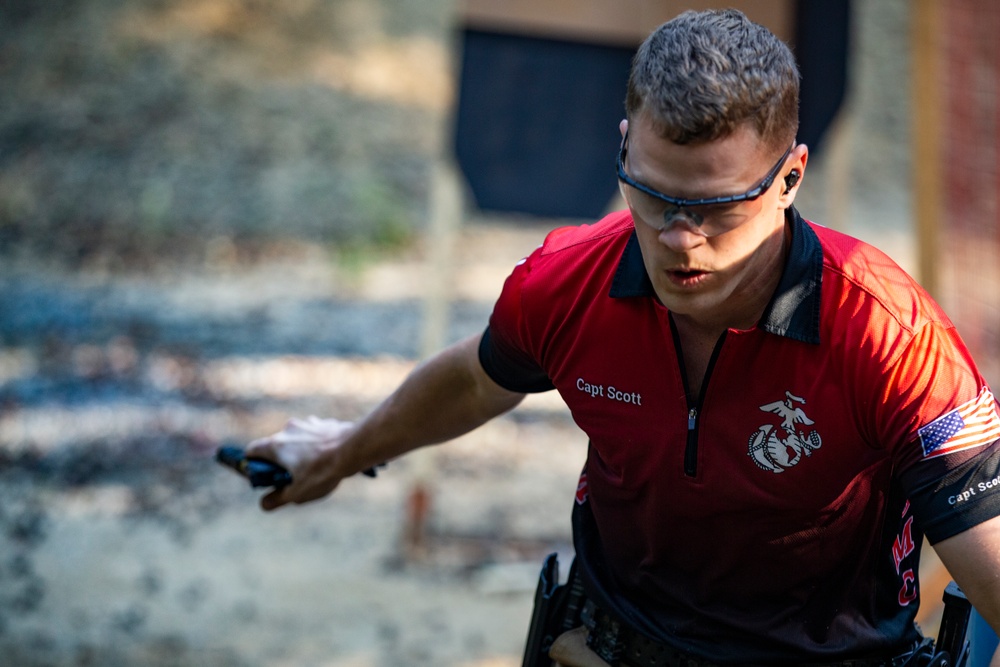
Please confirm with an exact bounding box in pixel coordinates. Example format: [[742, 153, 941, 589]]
[[677, 219, 791, 337]]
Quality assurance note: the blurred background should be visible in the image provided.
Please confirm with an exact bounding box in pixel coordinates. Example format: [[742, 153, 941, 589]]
[[0, 0, 997, 665]]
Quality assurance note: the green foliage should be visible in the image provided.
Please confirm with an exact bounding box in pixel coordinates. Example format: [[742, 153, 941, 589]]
[[351, 178, 412, 250], [0, 0, 448, 266]]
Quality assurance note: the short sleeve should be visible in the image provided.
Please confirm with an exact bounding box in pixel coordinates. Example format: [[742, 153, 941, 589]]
[[880, 323, 1000, 542], [478, 327, 554, 392], [477, 245, 555, 394]]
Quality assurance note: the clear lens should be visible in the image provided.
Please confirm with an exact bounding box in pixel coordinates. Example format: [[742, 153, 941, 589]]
[[620, 181, 751, 237], [621, 182, 706, 236]]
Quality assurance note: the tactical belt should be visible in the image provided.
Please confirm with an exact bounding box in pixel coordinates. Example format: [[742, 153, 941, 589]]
[[581, 600, 932, 667]]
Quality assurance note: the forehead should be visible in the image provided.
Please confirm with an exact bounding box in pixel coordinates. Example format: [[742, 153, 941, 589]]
[[626, 115, 773, 199]]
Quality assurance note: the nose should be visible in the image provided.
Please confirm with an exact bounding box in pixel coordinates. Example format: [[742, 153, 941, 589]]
[[663, 205, 704, 230], [657, 214, 707, 251]]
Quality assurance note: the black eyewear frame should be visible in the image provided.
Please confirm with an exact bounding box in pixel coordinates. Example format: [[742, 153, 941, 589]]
[[616, 131, 794, 209]]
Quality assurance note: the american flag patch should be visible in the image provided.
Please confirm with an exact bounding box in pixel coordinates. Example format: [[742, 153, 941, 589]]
[[919, 388, 1000, 459]]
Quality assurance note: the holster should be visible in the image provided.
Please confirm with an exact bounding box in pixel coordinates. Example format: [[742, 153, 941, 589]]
[[929, 581, 972, 667], [522, 553, 587, 667], [521, 562, 974, 667]]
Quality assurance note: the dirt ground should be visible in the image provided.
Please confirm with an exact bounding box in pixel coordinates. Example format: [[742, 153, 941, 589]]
[[0, 221, 591, 667], [0, 2, 582, 661]]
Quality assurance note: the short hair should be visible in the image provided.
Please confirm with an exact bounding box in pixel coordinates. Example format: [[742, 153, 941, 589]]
[[625, 9, 800, 153]]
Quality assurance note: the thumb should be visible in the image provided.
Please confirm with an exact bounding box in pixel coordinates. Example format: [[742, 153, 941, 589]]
[[549, 627, 611, 667]]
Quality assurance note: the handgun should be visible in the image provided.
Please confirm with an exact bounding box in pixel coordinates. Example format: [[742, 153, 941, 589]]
[[215, 445, 383, 489], [935, 581, 972, 667], [216, 446, 293, 488], [522, 553, 586, 667]]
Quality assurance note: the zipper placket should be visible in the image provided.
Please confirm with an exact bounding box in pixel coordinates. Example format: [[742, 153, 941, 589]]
[[670, 317, 727, 478], [683, 407, 699, 476]]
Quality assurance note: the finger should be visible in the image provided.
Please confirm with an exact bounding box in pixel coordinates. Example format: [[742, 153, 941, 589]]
[[286, 417, 320, 431], [295, 420, 327, 436], [245, 437, 296, 457], [245, 437, 274, 454], [298, 416, 346, 436], [260, 487, 289, 511], [248, 432, 322, 452]]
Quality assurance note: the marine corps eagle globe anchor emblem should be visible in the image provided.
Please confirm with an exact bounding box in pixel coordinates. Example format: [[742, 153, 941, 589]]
[[748, 391, 823, 473]]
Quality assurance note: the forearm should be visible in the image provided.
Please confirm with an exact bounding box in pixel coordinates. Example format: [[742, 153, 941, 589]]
[[933, 516, 1000, 666], [246, 333, 526, 510], [338, 333, 525, 475]]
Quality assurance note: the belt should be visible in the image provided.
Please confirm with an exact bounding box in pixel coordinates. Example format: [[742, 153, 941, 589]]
[[581, 601, 933, 667]]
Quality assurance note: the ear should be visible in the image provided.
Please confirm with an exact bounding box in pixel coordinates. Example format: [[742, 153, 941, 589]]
[[778, 144, 808, 208], [619, 118, 629, 139]]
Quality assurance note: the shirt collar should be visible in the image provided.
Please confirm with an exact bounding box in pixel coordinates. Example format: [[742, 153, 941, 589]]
[[609, 207, 823, 344]]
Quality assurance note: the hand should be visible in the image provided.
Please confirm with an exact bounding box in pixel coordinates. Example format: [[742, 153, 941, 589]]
[[246, 416, 357, 511], [549, 627, 611, 667]]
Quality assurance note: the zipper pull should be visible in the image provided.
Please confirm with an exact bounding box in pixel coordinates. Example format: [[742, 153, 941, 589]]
[[684, 407, 699, 477]]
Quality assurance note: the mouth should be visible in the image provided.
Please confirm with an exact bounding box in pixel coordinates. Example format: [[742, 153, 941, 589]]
[[665, 268, 709, 286]]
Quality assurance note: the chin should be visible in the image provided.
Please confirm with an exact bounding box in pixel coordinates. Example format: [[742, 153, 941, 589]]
[[657, 289, 722, 316], [659, 275, 742, 313]]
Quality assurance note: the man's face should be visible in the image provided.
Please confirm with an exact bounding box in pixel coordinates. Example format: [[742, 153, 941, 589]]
[[619, 115, 803, 327]]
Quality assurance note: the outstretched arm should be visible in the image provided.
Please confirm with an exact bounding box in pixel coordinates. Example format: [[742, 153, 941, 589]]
[[246, 333, 526, 510]]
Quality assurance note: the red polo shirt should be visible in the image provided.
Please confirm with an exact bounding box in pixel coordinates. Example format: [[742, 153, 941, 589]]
[[479, 208, 1000, 663]]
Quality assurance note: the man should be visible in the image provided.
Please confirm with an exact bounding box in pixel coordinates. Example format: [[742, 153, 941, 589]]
[[246, 9, 1000, 666]]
